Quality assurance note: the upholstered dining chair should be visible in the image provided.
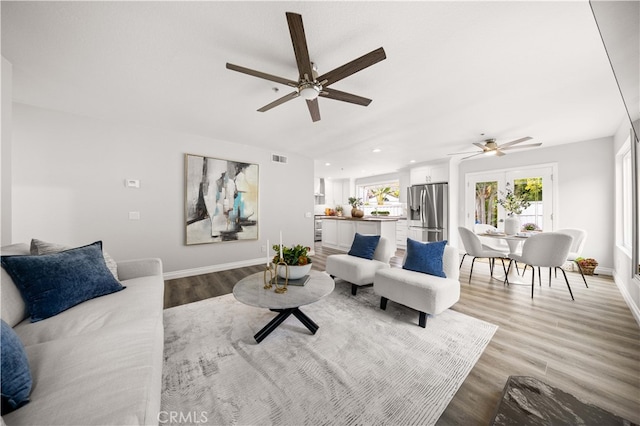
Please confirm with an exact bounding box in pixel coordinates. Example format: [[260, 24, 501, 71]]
[[556, 228, 589, 287], [474, 223, 511, 253], [506, 232, 574, 300], [458, 226, 509, 283]]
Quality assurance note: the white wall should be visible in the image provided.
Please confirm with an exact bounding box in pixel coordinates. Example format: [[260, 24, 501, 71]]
[[10, 103, 315, 275], [1, 57, 13, 245], [458, 137, 615, 271]]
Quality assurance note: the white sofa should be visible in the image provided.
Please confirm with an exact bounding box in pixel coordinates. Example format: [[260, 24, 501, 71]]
[[1, 243, 165, 426], [325, 236, 394, 295], [374, 245, 460, 327]]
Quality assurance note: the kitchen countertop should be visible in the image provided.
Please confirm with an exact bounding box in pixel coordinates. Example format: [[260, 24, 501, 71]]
[[318, 216, 400, 222]]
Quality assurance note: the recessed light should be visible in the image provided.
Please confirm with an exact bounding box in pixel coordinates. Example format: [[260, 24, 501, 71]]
[[409, 160, 416, 163], [325, 162, 331, 166], [372, 148, 381, 153]]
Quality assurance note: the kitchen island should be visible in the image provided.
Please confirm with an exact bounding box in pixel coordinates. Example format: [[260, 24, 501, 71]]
[[321, 216, 399, 253]]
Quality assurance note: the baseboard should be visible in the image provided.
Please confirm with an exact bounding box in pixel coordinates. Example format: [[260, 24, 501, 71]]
[[163, 258, 266, 280], [613, 272, 640, 327], [163, 249, 318, 280]]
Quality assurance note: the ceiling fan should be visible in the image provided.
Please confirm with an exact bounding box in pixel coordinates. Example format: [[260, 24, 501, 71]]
[[450, 137, 542, 160], [226, 12, 386, 122]]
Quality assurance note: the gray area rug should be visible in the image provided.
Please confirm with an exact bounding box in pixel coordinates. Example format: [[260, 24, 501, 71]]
[[161, 281, 498, 425]]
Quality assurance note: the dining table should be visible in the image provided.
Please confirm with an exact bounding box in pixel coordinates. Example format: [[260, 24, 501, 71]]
[[479, 232, 532, 284]]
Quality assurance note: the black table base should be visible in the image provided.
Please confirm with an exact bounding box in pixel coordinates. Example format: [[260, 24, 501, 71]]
[[253, 307, 319, 343]]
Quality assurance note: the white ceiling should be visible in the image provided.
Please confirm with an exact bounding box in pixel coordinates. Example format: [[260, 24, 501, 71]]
[[1, 1, 627, 179]]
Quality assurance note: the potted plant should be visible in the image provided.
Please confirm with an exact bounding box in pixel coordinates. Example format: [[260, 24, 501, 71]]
[[272, 244, 312, 279], [348, 197, 364, 218], [335, 205, 344, 217], [521, 222, 539, 232], [575, 257, 598, 275], [498, 183, 531, 235]]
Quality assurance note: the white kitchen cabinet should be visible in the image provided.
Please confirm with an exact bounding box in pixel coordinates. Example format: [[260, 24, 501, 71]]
[[410, 163, 449, 185], [326, 178, 348, 207], [322, 219, 338, 247], [337, 220, 356, 250], [396, 219, 407, 248], [322, 218, 398, 254], [324, 181, 334, 205]]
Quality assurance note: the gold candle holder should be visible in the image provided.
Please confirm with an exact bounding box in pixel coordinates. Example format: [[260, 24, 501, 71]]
[[274, 260, 289, 294], [263, 264, 274, 289]]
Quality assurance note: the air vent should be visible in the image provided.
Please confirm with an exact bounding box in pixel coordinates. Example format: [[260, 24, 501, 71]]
[[271, 154, 288, 164]]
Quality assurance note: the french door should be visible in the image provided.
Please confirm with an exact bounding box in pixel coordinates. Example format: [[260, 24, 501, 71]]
[[465, 165, 556, 232]]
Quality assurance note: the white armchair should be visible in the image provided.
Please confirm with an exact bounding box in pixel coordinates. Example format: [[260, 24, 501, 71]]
[[373, 245, 460, 328], [325, 236, 394, 295]]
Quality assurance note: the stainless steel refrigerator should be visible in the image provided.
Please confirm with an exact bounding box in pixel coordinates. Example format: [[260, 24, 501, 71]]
[[407, 183, 448, 242]]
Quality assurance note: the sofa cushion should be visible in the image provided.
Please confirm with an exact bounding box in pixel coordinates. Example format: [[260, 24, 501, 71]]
[[0, 244, 30, 327], [14, 273, 164, 347], [1, 319, 32, 414], [0, 241, 125, 322], [30, 238, 119, 280], [403, 239, 448, 278], [3, 316, 164, 426], [348, 233, 381, 260]]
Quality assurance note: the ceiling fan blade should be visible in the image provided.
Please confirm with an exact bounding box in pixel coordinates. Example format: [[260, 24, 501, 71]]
[[448, 150, 482, 155], [501, 143, 542, 150], [473, 142, 488, 150], [320, 88, 372, 106], [306, 98, 321, 122], [317, 47, 386, 87], [462, 152, 484, 160], [286, 12, 314, 81], [226, 63, 298, 87], [499, 136, 533, 149], [257, 91, 299, 112]]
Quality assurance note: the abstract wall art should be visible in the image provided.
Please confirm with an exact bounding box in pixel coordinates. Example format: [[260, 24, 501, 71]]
[[185, 153, 258, 245]]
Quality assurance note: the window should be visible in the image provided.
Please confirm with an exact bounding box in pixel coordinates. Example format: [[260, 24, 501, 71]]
[[516, 177, 544, 230], [466, 166, 555, 232], [621, 146, 633, 251], [475, 181, 498, 227], [355, 181, 402, 216]]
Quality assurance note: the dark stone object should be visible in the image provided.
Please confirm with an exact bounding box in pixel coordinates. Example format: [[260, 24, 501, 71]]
[[491, 376, 637, 426]]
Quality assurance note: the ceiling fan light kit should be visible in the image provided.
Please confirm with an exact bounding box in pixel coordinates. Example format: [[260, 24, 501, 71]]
[[449, 136, 542, 160], [299, 83, 321, 100], [226, 12, 386, 122]]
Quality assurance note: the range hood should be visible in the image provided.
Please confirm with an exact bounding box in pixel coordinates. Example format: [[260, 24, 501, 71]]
[[314, 178, 325, 205], [314, 178, 325, 197]]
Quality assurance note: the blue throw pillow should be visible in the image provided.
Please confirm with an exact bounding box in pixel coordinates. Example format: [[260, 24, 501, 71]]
[[0, 241, 125, 322], [403, 238, 448, 278], [1, 319, 32, 414], [348, 233, 381, 260]]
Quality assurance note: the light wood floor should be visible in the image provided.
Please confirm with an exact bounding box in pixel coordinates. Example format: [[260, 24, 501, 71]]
[[164, 243, 640, 425]]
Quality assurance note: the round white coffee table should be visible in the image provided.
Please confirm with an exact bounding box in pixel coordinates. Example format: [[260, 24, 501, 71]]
[[233, 270, 335, 343]]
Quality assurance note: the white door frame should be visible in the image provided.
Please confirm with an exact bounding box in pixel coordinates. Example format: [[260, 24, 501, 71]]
[[464, 163, 559, 231]]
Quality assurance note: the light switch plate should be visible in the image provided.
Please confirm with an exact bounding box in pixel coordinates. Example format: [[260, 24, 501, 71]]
[[125, 179, 140, 188], [129, 212, 140, 220]]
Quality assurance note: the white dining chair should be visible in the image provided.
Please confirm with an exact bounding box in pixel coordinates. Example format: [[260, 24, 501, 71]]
[[458, 226, 509, 283], [556, 228, 589, 288], [506, 233, 574, 300], [474, 223, 511, 253]]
